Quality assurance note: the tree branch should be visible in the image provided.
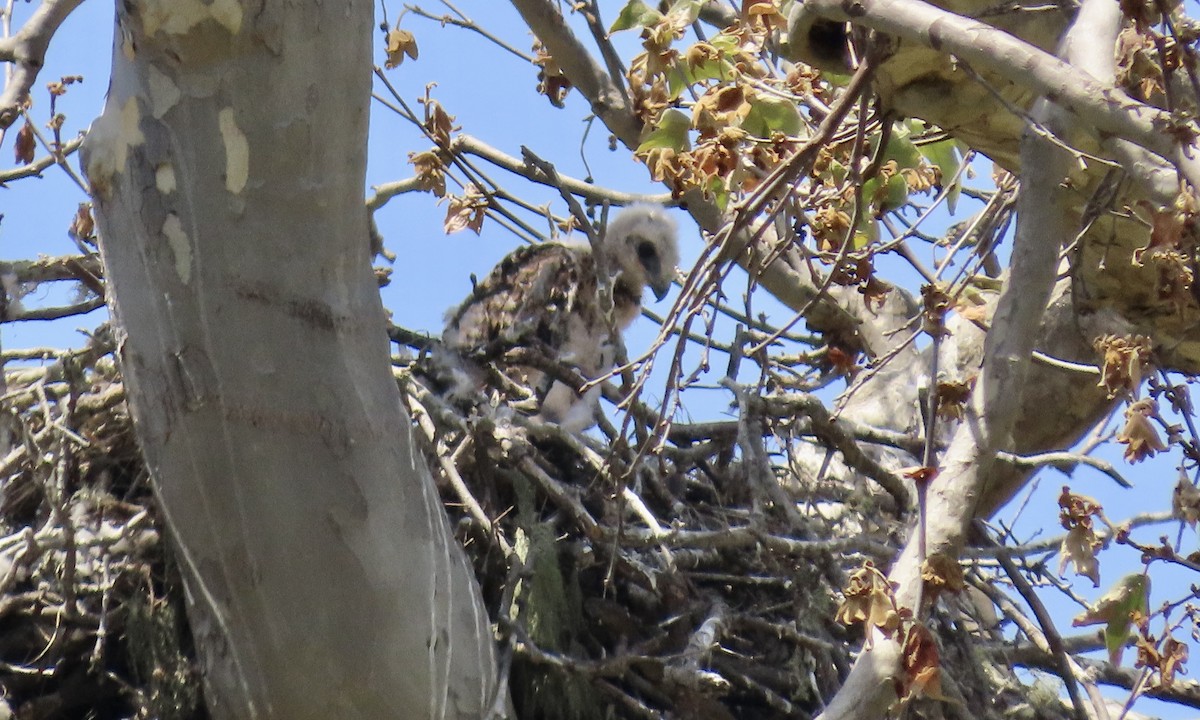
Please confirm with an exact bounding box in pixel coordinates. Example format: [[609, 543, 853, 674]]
[[0, 0, 85, 129], [451, 134, 674, 206], [789, 0, 1200, 191], [507, 0, 641, 147], [0, 134, 83, 183], [815, 0, 1104, 715]]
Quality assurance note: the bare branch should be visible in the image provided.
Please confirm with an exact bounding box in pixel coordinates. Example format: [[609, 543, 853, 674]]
[[758, 392, 911, 509], [452, 134, 674, 206], [507, 0, 641, 147], [1008, 647, 1200, 709], [993, 553, 1091, 720], [0, 133, 83, 183], [994, 450, 1131, 489], [0, 0, 85, 130]]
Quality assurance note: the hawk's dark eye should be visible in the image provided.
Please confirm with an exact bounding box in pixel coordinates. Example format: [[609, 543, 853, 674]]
[[636, 241, 657, 262]]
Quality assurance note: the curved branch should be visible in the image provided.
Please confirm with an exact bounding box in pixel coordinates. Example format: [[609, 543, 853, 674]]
[[0, 134, 83, 183], [815, 0, 1113, 716], [451, 134, 674, 206], [789, 0, 1200, 191], [0, 0, 85, 129], [507, 0, 641, 147]]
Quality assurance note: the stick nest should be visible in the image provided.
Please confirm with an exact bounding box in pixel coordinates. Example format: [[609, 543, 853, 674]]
[[0, 327, 1032, 720]]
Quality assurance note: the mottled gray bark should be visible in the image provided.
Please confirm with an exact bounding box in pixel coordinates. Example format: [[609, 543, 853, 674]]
[[81, 3, 497, 718]]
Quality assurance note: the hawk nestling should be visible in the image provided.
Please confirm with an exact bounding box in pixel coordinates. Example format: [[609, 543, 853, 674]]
[[441, 205, 680, 432]]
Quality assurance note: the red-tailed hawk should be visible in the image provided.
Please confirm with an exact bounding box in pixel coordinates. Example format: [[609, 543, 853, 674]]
[[441, 205, 679, 431]]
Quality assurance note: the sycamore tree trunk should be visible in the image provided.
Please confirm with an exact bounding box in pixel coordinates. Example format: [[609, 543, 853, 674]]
[[79, 2, 498, 717]]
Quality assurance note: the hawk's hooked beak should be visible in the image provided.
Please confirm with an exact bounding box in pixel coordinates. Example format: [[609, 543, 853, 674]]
[[649, 274, 674, 302]]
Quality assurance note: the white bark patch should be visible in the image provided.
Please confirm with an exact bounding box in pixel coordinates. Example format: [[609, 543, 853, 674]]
[[83, 97, 145, 191], [147, 66, 181, 119], [155, 163, 177, 194], [162, 214, 193, 284], [218, 108, 249, 194], [140, 0, 243, 37]]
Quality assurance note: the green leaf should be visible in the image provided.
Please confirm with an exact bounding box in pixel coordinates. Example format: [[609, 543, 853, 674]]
[[610, 0, 662, 32], [852, 218, 878, 250], [1073, 573, 1149, 666], [709, 31, 741, 54], [706, 175, 730, 213], [637, 109, 692, 153], [668, 57, 733, 98], [879, 122, 921, 169], [918, 137, 962, 212], [681, 56, 733, 86], [864, 174, 910, 216], [742, 94, 803, 138], [666, 0, 705, 26], [827, 158, 847, 186]]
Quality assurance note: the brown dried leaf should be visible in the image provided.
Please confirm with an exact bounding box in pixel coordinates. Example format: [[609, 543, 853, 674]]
[[420, 93, 457, 148], [1058, 524, 1102, 586], [443, 184, 488, 235], [533, 40, 572, 107], [1145, 249, 1195, 311], [1172, 475, 1200, 528], [1094, 334, 1153, 398], [1159, 635, 1188, 688], [384, 28, 419, 69], [407, 149, 447, 197], [897, 623, 947, 702], [811, 204, 851, 252], [68, 202, 96, 243], [859, 274, 893, 312], [920, 283, 951, 337], [1133, 203, 1185, 264], [836, 561, 901, 644], [824, 345, 859, 377], [921, 553, 964, 599], [639, 147, 695, 198], [630, 74, 672, 125], [902, 465, 938, 489], [1116, 27, 1161, 100], [14, 121, 35, 165], [1117, 398, 1167, 463], [935, 378, 973, 421], [901, 164, 939, 194], [45, 74, 82, 98], [742, 0, 786, 32], [1059, 486, 1103, 526], [692, 85, 750, 138]]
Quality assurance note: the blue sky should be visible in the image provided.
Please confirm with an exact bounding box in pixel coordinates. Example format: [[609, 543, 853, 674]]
[[2, 1, 1195, 716]]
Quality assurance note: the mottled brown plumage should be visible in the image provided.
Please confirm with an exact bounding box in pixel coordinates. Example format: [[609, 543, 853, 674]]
[[441, 205, 679, 431]]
